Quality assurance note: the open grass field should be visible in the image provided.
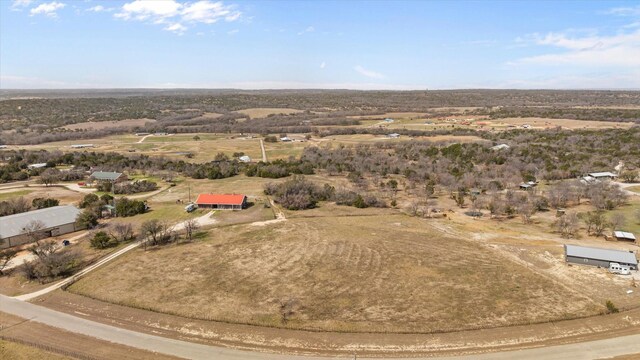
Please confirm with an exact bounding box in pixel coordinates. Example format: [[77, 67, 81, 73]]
[[68, 213, 600, 333], [61, 118, 156, 131], [235, 107, 304, 118], [0, 185, 82, 205]]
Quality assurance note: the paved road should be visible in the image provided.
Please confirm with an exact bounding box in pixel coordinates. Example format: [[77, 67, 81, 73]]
[[2, 294, 640, 360]]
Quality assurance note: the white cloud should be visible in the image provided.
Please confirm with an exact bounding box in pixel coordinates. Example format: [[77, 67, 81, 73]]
[[354, 65, 385, 79], [115, 0, 181, 21], [511, 29, 640, 67], [115, 0, 241, 33], [182, 0, 241, 23], [30, 1, 66, 17], [298, 26, 314, 35], [606, 5, 640, 17], [227, 29, 239, 35], [320, 62, 326, 69], [87, 5, 113, 13], [165, 23, 187, 34], [10, 0, 33, 10]]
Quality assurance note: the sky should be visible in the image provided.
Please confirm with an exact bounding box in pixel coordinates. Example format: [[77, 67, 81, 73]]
[[1, 0, 640, 90]]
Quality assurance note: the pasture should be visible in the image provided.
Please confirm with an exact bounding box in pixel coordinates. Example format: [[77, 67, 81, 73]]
[[68, 214, 600, 333]]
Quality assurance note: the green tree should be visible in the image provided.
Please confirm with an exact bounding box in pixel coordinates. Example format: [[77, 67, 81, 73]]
[[76, 210, 99, 229], [90, 231, 114, 249]]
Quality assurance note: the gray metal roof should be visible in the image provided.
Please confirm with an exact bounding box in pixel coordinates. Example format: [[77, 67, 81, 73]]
[[565, 244, 637, 265], [614, 231, 637, 241], [588, 172, 617, 178], [90, 171, 123, 181], [0, 206, 81, 240]]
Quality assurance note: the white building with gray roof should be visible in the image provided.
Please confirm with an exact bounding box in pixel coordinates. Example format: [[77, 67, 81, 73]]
[[0, 206, 83, 248], [564, 244, 637, 270]]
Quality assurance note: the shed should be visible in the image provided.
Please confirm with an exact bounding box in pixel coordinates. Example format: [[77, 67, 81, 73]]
[[238, 155, 251, 163], [196, 194, 247, 210], [280, 136, 292, 142], [0, 206, 83, 248], [564, 244, 638, 270], [614, 231, 637, 242], [387, 133, 400, 138], [588, 172, 618, 180], [28, 163, 47, 169]]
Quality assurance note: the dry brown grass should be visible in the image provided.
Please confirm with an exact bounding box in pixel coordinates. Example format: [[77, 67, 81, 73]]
[[61, 118, 156, 130], [236, 108, 304, 119], [69, 213, 598, 333], [0, 311, 180, 360], [0, 339, 72, 360]]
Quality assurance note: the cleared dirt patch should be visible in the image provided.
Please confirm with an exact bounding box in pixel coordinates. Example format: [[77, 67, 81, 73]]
[[236, 108, 304, 119], [69, 214, 597, 333], [495, 117, 634, 130], [61, 118, 156, 130]]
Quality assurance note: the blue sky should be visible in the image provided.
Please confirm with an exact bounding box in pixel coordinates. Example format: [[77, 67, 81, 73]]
[[1, 0, 640, 89]]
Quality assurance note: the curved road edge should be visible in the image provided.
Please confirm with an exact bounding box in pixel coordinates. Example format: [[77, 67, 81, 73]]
[[2, 294, 640, 360]]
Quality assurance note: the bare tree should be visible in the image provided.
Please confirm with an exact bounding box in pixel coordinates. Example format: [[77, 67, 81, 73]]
[[109, 223, 135, 243], [39, 168, 61, 187], [608, 213, 627, 232], [581, 211, 608, 236], [29, 240, 58, 261], [554, 212, 580, 238], [140, 219, 174, 247], [183, 218, 199, 242], [517, 198, 536, 224], [21, 220, 46, 244]]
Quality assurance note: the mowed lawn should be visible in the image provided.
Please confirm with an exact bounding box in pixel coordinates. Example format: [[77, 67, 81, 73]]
[[69, 214, 598, 333]]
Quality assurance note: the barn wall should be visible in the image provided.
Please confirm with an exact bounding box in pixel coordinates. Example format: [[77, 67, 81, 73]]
[[566, 256, 611, 268]]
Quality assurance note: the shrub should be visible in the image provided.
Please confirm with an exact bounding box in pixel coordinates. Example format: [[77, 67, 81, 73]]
[[32, 197, 59, 209], [115, 197, 147, 217], [606, 300, 619, 314], [90, 231, 115, 249]]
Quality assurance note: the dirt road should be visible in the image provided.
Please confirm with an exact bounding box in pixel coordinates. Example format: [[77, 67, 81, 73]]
[[13, 211, 216, 301], [4, 231, 89, 271], [260, 139, 268, 162]]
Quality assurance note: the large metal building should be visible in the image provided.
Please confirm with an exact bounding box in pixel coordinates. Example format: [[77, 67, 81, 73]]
[[564, 244, 638, 270], [0, 206, 83, 248]]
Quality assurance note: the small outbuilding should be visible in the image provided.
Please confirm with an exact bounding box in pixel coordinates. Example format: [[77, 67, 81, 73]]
[[588, 172, 618, 180], [564, 244, 638, 270], [28, 163, 47, 170], [491, 144, 510, 151], [238, 155, 251, 163], [387, 133, 400, 139], [196, 194, 247, 210], [0, 205, 84, 248], [614, 231, 637, 242]]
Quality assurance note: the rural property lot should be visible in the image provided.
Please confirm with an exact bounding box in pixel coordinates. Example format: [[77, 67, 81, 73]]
[[69, 213, 599, 333]]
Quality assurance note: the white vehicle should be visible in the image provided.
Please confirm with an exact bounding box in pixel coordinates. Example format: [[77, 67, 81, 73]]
[[184, 203, 197, 213], [609, 263, 631, 275]]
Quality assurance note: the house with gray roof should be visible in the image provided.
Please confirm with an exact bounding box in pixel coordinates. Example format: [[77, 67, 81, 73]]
[[0, 206, 84, 248], [90, 171, 127, 183], [565, 244, 637, 270]]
